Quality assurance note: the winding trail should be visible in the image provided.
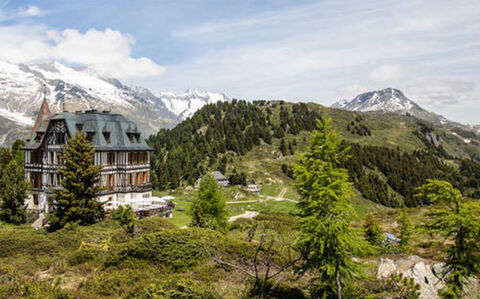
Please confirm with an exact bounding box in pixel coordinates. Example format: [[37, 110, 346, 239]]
[[228, 211, 259, 222]]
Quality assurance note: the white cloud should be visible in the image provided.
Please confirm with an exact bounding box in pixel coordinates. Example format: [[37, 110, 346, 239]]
[[0, 26, 165, 79], [408, 79, 479, 106], [0, 25, 52, 62], [369, 65, 407, 82], [16, 5, 48, 18], [0, 5, 48, 21], [52, 29, 166, 79]]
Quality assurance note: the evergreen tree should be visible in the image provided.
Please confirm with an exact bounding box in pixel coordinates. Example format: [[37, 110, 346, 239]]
[[48, 132, 104, 231], [0, 160, 28, 224], [294, 114, 364, 299], [416, 180, 480, 297], [398, 209, 413, 252], [363, 213, 383, 245], [11, 139, 25, 165], [190, 174, 228, 232], [112, 205, 136, 238], [0, 148, 13, 170], [279, 139, 287, 156]]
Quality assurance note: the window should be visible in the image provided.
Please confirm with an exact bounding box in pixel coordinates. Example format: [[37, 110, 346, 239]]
[[34, 132, 43, 142], [76, 123, 83, 131], [33, 194, 38, 206], [86, 132, 95, 142], [107, 174, 115, 191], [103, 132, 111, 144], [107, 152, 115, 165], [128, 133, 134, 144], [135, 134, 140, 143]]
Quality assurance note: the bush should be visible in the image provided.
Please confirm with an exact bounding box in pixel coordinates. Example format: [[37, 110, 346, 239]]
[[68, 247, 103, 266], [229, 218, 255, 231], [135, 216, 176, 235], [143, 276, 218, 298], [0, 227, 60, 258], [105, 228, 223, 271]]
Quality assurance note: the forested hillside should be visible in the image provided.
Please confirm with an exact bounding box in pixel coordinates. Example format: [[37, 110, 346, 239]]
[[148, 100, 480, 207]]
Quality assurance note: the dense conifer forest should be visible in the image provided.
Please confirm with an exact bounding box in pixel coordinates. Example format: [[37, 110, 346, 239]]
[[148, 100, 480, 208]]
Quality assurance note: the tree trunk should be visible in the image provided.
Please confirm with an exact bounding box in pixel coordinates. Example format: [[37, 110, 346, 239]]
[[335, 258, 342, 299]]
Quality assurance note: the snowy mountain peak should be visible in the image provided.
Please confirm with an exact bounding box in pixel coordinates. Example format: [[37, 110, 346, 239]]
[[0, 59, 231, 145], [157, 89, 230, 120], [331, 99, 348, 109], [332, 88, 447, 124]]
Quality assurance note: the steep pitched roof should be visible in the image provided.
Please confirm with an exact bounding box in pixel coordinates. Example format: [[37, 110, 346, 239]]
[[23, 110, 153, 151], [32, 97, 51, 134]]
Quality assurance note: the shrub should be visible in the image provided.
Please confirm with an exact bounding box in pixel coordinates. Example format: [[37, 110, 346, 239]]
[[143, 276, 218, 298], [68, 247, 103, 266], [135, 216, 176, 235], [105, 228, 223, 271]]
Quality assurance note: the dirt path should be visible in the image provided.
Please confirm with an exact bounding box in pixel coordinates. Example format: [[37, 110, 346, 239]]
[[277, 188, 287, 200], [226, 199, 258, 204], [228, 211, 259, 222], [261, 188, 298, 203]]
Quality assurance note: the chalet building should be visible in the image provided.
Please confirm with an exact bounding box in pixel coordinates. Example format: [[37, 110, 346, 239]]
[[194, 171, 230, 188], [22, 99, 155, 214]]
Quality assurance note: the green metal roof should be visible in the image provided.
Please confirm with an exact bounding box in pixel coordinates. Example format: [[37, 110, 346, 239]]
[[23, 110, 153, 151]]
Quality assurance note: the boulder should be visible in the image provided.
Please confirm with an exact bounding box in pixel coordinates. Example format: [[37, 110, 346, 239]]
[[377, 258, 397, 279], [404, 261, 445, 299]]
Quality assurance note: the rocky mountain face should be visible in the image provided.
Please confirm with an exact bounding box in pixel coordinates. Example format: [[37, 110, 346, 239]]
[[0, 60, 228, 145], [332, 88, 449, 125]]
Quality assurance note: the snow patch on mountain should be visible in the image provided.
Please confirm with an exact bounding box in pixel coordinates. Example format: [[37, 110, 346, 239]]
[[158, 89, 230, 120], [0, 108, 33, 126], [332, 88, 448, 125]]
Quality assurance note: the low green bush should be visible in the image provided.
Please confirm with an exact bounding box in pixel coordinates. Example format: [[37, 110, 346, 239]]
[[135, 216, 176, 235], [105, 228, 222, 271], [143, 276, 218, 298], [68, 247, 103, 266]]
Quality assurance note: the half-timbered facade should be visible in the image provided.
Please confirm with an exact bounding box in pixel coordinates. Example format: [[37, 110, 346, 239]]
[[22, 106, 153, 213]]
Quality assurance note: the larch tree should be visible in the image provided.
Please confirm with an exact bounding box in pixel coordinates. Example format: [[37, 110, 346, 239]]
[[190, 174, 228, 232], [294, 113, 365, 299], [0, 159, 28, 224], [398, 209, 413, 252], [363, 213, 384, 245], [48, 132, 104, 231], [416, 179, 480, 298]]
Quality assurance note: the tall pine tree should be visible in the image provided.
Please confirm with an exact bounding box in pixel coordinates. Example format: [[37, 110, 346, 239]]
[[294, 113, 364, 299], [48, 132, 104, 231], [0, 160, 28, 224]]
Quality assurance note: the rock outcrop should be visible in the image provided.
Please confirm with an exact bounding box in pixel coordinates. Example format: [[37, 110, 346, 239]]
[[376, 256, 445, 299]]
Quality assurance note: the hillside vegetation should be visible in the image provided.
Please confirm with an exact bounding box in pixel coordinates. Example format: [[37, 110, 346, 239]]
[[148, 100, 480, 207]]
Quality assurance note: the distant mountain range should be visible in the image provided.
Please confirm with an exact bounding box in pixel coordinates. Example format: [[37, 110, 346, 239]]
[[331, 88, 451, 125], [0, 59, 477, 146], [0, 60, 228, 145]]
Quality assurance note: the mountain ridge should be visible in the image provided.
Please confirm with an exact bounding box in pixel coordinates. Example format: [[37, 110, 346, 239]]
[[332, 87, 450, 125], [0, 59, 227, 145]]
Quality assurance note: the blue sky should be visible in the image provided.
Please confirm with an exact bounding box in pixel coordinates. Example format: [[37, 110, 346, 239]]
[[1, 0, 479, 124]]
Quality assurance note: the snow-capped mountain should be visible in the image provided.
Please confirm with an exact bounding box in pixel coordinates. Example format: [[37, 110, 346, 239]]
[[332, 88, 448, 124], [0, 59, 229, 145], [158, 89, 229, 120]]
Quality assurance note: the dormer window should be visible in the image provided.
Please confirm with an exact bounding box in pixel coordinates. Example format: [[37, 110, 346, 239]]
[[86, 132, 95, 142], [34, 132, 44, 142], [103, 132, 111, 144], [76, 124, 83, 131], [128, 133, 134, 144], [135, 133, 140, 143]]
